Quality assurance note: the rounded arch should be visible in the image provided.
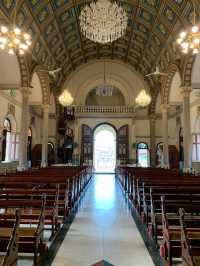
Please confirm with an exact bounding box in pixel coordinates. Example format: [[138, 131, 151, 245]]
[[191, 54, 200, 88], [30, 72, 43, 105], [182, 55, 195, 87], [93, 123, 117, 173], [93, 122, 117, 134], [62, 59, 149, 106], [30, 66, 51, 104], [161, 63, 181, 104], [3, 114, 17, 133], [0, 50, 21, 86]]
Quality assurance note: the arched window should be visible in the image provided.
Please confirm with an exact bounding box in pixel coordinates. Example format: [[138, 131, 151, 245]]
[[192, 134, 200, 161], [2, 118, 11, 161], [137, 142, 149, 167]]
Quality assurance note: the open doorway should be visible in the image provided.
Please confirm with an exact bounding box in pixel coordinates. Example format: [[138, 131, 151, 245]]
[[94, 124, 116, 173]]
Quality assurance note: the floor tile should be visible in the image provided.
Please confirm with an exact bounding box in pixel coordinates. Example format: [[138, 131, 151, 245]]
[[52, 174, 154, 266]]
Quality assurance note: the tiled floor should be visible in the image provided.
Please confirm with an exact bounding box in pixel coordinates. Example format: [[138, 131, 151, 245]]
[[52, 174, 154, 266]]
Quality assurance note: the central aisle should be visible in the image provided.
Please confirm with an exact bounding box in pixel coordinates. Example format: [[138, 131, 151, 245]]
[[52, 174, 154, 266]]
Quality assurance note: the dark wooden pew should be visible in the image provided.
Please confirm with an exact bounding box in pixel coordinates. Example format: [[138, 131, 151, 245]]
[[0, 209, 19, 266], [179, 208, 200, 266]]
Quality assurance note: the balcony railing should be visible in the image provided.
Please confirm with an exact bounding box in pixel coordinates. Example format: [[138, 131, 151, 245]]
[[74, 106, 135, 113]]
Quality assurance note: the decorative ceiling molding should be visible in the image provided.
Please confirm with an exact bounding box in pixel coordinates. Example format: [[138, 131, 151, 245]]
[[0, 0, 199, 102]]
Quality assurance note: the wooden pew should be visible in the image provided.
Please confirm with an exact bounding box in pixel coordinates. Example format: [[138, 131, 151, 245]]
[[179, 208, 200, 266], [0, 195, 47, 264], [0, 209, 19, 266], [161, 196, 200, 266]]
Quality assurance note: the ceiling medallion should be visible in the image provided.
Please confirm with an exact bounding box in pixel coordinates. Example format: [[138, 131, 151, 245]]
[[135, 90, 151, 108], [59, 90, 74, 107], [79, 0, 128, 44], [177, 0, 200, 54]]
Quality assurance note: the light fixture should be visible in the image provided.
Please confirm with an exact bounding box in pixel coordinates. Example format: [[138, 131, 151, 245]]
[[177, 0, 200, 54], [79, 0, 128, 44], [135, 90, 151, 108], [0, 2, 31, 55], [96, 60, 113, 96], [59, 90, 74, 107]]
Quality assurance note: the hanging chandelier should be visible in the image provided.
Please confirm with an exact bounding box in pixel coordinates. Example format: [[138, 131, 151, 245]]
[[59, 90, 74, 107], [0, 1, 31, 55], [96, 60, 113, 96], [0, 26, 31, 55], [176, 0, 200, 54], [79, 0, 128, 44], [135, 90, 151, 108]]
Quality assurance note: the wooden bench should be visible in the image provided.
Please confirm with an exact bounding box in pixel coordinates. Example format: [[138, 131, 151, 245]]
[[0, 209, 19, 266], [179, 208, 200, 266]]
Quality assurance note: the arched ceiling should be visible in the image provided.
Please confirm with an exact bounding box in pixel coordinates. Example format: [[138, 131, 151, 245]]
[[0, 0, 199, 89]]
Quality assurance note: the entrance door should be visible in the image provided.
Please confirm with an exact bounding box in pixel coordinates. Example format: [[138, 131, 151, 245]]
[[81, 124, 93, 164], [94, 124, 116, 173], [117, 125, 129, 164]]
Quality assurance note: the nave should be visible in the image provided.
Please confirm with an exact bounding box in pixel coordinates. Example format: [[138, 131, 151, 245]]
[[52, 174, 154, 266]]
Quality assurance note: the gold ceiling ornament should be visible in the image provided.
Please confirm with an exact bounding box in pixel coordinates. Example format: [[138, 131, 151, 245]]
[[0, 1, 31, 55], [177, 0, 200, 54], [59, 90, 74, 106], [135, 90, 151, 108], [79, 0, 128, 44]]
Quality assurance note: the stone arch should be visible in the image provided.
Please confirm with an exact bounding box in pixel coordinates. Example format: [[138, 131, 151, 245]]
[[17, 55, 30, 87], [30, 66, 51, 105], [161, 63, 181, 104], [62, 59, 149, 106], [182, 55, 195, 87]]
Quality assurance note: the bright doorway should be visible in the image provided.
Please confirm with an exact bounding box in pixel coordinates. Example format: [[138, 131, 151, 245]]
[[94, 124, 116, 173]]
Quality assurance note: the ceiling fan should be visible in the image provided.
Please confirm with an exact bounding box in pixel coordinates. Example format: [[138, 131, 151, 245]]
[[145, 65, 168, 77], [40, 68, 62, 79]]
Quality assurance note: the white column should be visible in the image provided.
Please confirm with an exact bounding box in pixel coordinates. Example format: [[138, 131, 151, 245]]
[[181, 86, 192, 171], [149, 115, 156, 167], [18, 87, 30, 170], [41, 105, 49, 168], [161, 104, 169, 168]]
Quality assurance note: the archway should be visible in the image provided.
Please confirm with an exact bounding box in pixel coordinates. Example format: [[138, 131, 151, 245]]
[[94, 124, 116, 173]]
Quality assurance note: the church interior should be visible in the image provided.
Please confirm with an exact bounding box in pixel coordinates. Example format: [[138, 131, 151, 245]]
[[0, 0, 200, 265]]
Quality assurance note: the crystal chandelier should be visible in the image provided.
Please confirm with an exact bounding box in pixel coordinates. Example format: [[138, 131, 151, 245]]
[[0, 26, 31, 55], [59, 90, 74, 107], [176, 0, 200, 54], [135, 90, 151, 108], [79, 0, 128, 44], [0, 2, 31, 55], [96, 60, 113, 96]]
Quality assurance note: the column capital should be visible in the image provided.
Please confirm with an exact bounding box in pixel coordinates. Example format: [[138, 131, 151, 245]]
[[42, 104, 50, 110], [160, 103, 169, 112], [180, 86, 192, 97], [20, 87, 31, 98], [149, 114, 156, 122]]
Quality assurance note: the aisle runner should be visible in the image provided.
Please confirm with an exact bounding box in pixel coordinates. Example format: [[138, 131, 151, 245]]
[[92, 260, 114, 266]]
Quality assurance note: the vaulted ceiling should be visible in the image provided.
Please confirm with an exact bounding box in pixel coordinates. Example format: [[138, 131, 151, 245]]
[[0, 0, 199, 89]]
